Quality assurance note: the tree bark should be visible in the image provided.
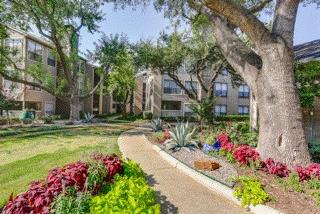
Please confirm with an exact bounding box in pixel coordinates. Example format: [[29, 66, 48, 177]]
[[250, 92, 258, 131], [256, 43, 310, 166], [69, 84, 80, 121], [5, 109, 10, 125]]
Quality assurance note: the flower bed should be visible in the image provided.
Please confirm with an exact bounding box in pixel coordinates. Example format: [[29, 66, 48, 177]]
[[1, 154, 160, 214], [202, 132, 320, 212]]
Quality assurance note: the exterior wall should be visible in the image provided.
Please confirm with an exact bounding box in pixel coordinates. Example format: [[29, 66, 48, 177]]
[[24, 37, 57, 117], [1, 28, 57, 117], [138, 69, 250, 118]]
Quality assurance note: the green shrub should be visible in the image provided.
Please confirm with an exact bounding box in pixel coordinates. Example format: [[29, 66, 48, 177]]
[[19, 111, 34, 124], [309, 141, 320, 162], [86, 160, 107, 192], [311, 191, 320, 206], [143, 111, 153, 120], [90, 175, 160, 214], [215, 115, 249, 122], [151, 118, 162, 132], [123, 160, 145, 178], [164, 122, 199, 151], [278, 173, 304, 193], [308, 177, 320, 190], [51, 187, 91, 214], [232, 176, 270, 207], [42, 116, 54, 124]]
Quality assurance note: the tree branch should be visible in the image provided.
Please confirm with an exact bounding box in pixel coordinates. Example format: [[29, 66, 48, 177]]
[[79, 72, 106, 100], [204, 13, 261, 89], [272, 0, 300, 48], [201, 0, 273, 47], [167, 72, 197, 100], [249, 0, 272, 13]]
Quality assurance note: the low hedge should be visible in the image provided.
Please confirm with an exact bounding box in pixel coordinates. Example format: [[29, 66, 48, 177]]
[[214, 115, 249, 122]]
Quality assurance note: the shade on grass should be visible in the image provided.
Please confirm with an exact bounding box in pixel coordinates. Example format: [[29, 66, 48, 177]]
[[0, 124, 133, 208]]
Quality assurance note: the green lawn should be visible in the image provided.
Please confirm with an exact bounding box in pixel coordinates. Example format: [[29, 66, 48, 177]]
[[0, 123, 136, 207]]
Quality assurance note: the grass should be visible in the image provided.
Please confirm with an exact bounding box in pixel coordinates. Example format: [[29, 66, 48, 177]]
[[0, 123, 137, 208]]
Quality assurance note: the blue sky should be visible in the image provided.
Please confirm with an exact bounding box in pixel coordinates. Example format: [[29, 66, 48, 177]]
[[79, 3, 320, 53]]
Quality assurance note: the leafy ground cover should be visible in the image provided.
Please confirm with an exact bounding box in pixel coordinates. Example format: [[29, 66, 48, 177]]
[[0, 123, 139, 208], [1, 154, 160, 214]]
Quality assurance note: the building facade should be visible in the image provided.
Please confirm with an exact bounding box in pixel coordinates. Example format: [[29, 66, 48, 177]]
[[132, 69, 250, 118], [0, 27, 96, 118]]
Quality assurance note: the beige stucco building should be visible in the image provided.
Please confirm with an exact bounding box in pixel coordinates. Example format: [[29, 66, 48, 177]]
[[0, 27, 96, 118], [132, 69, 250, 118]]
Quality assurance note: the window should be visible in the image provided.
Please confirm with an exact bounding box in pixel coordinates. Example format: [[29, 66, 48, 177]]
[[184, 103, 194, 116], [185, 81, 198, 95], [162, 101, 181, 110], [239, 84, 250, 98], [214, 83, 228, 97], [163, 79, 181, 94], [27, 40, 43, 62], [47, 51, 56, 67], [5, 39, 23, 57], [215, 105, 227, 115], [238, 105, 249, 115], [26, 77, 41, 91], [25, 101, 42, 111]]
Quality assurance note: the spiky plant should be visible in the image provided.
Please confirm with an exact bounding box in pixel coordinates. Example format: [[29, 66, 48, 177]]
[[164, 122, 199, 151], [151, 118, 162, 132], [83, 112, 95, 123]]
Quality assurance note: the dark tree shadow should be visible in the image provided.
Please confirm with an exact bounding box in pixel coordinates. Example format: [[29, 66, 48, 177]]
[[146, 174, 179, 214]]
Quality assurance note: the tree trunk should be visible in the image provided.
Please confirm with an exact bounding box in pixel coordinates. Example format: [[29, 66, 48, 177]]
[[256, 44, 310, 167], [250, 92, 258, 131], [69, 85, 80, 121], [129, 91, 134, 115], [5, 110, 10, 125]]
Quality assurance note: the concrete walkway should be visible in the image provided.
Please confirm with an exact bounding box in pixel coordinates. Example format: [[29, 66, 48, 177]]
[[118, 127, 247, 214]]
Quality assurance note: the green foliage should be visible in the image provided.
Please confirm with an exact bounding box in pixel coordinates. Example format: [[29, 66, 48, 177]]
[[214, 122, 258, 147], [90, 175, 160, 214], [191, 97, 215, 125], [294, 61, 320, 107], [232, 176, 270, 207], [279, 173, 304, 193], [143, 111, 153, 120], [83, 112, 95, 123], [41, 116, 55, 124], [309, 141, 320, 162], [214, 115, 250, 122], [151, 118, 163, 132], [51, 187, 91, 214], [308, 177, 320, 190], [311, 191, 320, 207], [123, 159, 145, 179], [164, 122, 199, 151], [19, 111, 34, 124], [86, 160, 107, 192]]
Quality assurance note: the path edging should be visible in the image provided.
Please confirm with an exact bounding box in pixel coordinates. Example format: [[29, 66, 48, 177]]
[[140, 134, 283, 214]]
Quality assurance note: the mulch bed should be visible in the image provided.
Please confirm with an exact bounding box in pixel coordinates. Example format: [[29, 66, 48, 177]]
[[157, 143, 237, 187], [145, 131, 320, 214]]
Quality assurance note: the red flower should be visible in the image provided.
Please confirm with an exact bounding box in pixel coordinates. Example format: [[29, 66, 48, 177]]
[[233, 145, 260, 165], [261, 158, 290, 177]]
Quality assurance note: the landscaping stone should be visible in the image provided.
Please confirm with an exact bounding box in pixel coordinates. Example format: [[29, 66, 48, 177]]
[[194, 160, 220, 171]]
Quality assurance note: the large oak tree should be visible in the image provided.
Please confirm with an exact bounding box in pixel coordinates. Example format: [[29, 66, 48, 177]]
[[156, 0, 319, 166]]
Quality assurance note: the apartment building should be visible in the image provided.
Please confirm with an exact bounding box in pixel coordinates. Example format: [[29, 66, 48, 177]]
[[0, 27, 95, 118], [132, 69, 250, 118]]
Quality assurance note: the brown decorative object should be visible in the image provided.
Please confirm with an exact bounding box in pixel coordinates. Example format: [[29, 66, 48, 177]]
[[194, 160, 220, 171]]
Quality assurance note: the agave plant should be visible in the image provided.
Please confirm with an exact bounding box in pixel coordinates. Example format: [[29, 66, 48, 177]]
[[151, 118, 162, 132], [83, 112, 95, 123], [164, 122, 199, 151]]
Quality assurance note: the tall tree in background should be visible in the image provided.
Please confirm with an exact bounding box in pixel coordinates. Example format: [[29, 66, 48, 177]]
[[92, 34, 136, 117], [1, 0, 109, 121], [155, 0, 320, 166], [135, 16, 241, 103]]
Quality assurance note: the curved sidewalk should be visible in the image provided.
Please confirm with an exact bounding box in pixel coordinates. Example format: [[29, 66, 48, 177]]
[[118, 127, 247, 214]]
